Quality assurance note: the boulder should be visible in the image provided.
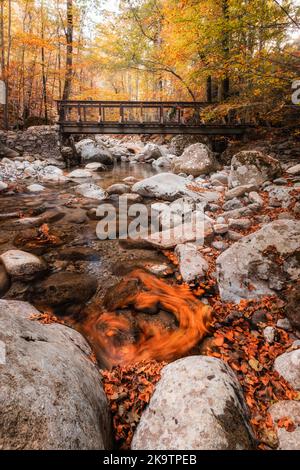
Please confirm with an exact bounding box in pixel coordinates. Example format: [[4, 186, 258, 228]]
[[68, 169, 93, 178], [75, 139, 114, 165], [169, 135, 205, 156], [225, 184, 259, 200], [172, 143, 217, 177], [285, 282, 300, 330], [175, 243, 208, 283], [31, 272, 97, 309], [229, 151, 281, 188], [152, 156, 173, 168], [216, 220, 300, 302], [142, 220, 213, 250], [266, 185, 294, 209], [274, 349, 300, 390], [135, 143, 163, 162], [106, 183, 131, 195], [269, 401, 300, 450], [132, 173, 201, 202], [287, 164, 300, 176], [0, 250, 46, 281], [75, 183, 107, 201], [85, 162, 107, 172], [0, 300, 112, 449], [131, 356, 255, 450], [0, 142, 19, 159], [39, 165, 66, 183], [27, 184, 45, 193]]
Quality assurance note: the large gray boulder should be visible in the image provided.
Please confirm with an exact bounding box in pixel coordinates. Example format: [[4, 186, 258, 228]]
[[0, 300, 112, 449], [134, 143, 163, 162], [172, 143, 217, 177], [132, 173, 201, 202], [229, 151, 281, 188], [75, 139, 114, 165], [216, 220, 300, 302], [131, 356, 255, 450]]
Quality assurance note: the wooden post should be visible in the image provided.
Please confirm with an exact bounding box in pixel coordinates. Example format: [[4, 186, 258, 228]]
[[77, 104, 81, 122], [98, 105, 102, 123], [140, 104, 143, 123], [160, 105, 164, 124], [119, 105, 124, 123]]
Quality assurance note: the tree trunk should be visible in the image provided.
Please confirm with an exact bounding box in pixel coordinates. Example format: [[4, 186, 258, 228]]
[[206, 76, 212, 103], [61, 0, 73, 119], [221, 0, 230, 100], [41, 0, 48, 123]]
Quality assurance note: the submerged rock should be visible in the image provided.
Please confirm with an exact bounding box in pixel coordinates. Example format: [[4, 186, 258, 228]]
[[31, 272, 98, 309], [131, 356, 255, 450], [0, 300, 112, 449], [0, 250, 46, 281]]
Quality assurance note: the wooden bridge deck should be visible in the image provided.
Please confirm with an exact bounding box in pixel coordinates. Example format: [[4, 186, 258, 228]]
[[57, 100, 248, 136]]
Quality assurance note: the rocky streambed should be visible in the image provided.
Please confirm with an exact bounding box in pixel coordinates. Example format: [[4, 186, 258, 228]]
[[0, 131, 300, 450]]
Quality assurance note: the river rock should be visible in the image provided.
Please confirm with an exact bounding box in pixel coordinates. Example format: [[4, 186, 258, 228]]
[[225, 184, 259, 200], [143, 220, 213, 250], [39, 165, 66, 183], [287, 163, 300, 176], [0, 300, 112, 449], [229, 151, 281, 188], [76, 139, 114, 165], [132, 173, 201, 202], [0, 182, 8, 192], [75, 183, 107, 201], [223, 198, 244, 211], [0, 250, 46, 281], [135, 143, 163, 162], [285, 282, 300, 330], [175, 243, 208, 283], [68, 169, 93, 178], [31, 272, 97, 309], [131, 356, 255, 450], [0, 264, 10, 296], [216, 220, 300, 302], [27, 184, 45, 193], [274, 349, 300, 390], [106, 183, 131, 195], [266, 185, 294, 208], [269, 401, 300, 450], [85, 162, 107, 171], [172, 143, 217, 177]]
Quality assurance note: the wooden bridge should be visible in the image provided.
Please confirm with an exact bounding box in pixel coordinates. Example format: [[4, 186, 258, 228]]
[[57, 100, 248, 137]]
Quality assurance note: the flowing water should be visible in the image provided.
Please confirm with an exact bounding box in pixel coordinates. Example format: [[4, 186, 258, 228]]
[[0, 162, 211, 368]]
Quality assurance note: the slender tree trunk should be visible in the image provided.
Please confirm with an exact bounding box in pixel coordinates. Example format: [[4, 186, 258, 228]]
[[62, 0, 73, 101], [206, 76, 212, 102], [221, 0, 230, 100], [41, 0, 48, 123]]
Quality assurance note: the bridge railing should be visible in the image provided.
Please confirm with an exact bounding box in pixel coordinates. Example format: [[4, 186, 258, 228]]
[[57, 100, 210, 126]]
